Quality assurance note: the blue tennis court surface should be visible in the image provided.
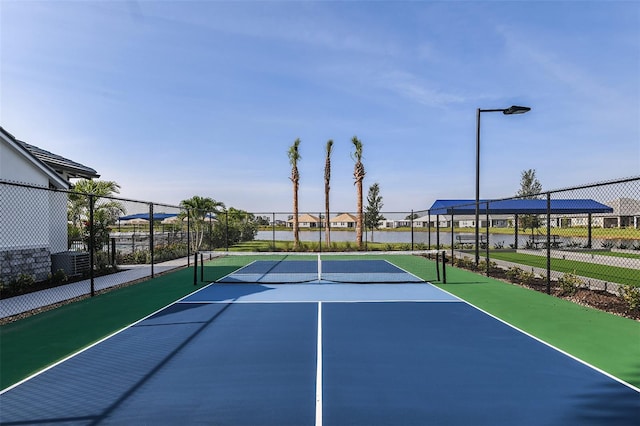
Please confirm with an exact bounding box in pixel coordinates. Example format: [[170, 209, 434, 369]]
[[1, 278, 638, 425], [217, 258, 426, 283]]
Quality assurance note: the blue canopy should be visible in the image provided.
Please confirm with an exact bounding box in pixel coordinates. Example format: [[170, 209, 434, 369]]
[[118, 213, 178, 221], [428, 199, 613, 215]]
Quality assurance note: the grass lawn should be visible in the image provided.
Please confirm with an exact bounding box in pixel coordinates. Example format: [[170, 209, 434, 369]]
[[488, 251, 640, 287]]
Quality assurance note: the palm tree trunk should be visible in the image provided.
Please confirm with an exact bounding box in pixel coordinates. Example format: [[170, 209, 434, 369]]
[[325, 197, 331, 246], [293, 178, 299, 250], [356, 180, 363, 248]]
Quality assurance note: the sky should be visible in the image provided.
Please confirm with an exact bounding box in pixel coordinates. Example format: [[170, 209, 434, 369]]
[[1, 0, 639, 215]]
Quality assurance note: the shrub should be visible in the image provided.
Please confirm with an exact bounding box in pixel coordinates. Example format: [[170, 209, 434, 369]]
[[518, 269, 536, 285], [558, 271, 582, 296], [8, 273, 35, 294], [478, 260, 502, 274], [50, 269, 68, 285], [506, 267, 523, 282], [453, 256, 472, 269], [600, 240, 614, 249], [619, 285, 640, 311]]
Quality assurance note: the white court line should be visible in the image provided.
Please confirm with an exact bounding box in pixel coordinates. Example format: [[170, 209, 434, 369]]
[[177, 299, 463, 304], [315, 301, 323, 426]]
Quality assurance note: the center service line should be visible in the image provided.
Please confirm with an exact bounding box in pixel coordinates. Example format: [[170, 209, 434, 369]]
[[315, 301, 323, 426]]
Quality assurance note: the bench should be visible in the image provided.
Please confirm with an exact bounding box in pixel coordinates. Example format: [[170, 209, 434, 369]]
[[528, 234, 562, 249], [455, 235, 486, 248]]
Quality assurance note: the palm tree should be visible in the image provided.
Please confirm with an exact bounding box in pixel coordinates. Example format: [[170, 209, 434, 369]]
[[179, 196, 225, 251], [351, 136, 365, 249], [324, 139, 334, 246], [288, 138, 302, 250], [68, 179, 125, 251]]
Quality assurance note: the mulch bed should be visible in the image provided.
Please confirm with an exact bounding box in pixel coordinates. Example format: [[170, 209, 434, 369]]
[[481, 268, 640, 321]]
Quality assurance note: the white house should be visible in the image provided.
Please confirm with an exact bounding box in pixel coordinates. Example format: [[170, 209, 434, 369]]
[[1, 127, 99, 283], [330, 213, 357, 228], [287, 213, 322, 228]]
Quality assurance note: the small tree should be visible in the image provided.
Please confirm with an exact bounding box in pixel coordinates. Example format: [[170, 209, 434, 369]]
[[68, 179, 125, 251], [179, 196, 225, 252], [516, 169, 543, 237], [211, 207, 258, 248], [364, 183, 385, 242]]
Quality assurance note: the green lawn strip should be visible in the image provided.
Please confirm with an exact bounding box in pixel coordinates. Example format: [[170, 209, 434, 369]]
[[489, 251, 639, 286], [432, 266, 640, 388], [0, 265, 229, 390]]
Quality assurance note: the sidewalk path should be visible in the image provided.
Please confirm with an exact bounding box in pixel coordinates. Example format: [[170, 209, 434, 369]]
[[1, 257, 191, 319]]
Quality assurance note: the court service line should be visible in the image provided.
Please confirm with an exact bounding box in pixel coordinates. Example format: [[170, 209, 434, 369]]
[[315, 301, 323, 426]]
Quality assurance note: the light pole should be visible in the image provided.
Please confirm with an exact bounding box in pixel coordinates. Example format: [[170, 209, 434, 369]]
[[475, 105, 531, 266]]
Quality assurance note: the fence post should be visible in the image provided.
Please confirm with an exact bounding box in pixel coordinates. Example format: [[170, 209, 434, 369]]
[[187, 210, 191, 266], [149, 203, 154, 278], [450, 210, 454, 263], [272, 212, 276, 251], [436, 214, 440, 250], [427, 210, 431, 249], [89, 193, 95, 297], [225, 211, 229, 252], [442, 251, 447, 284], [193, 251, 198, 285], [411, 209, 414, 251], [587, 213, 593, 248], [111, 238, 116, 268], [319, 212, 322, 253], [546, 193, 551, 294], [514, 214, 519, 249], [485, 202, 490, 275]]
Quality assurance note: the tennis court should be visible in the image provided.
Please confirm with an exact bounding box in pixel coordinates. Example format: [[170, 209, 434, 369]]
[[1, 254, 638, 425]]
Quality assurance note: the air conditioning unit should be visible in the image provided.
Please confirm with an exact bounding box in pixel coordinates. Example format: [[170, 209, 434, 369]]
[[51, 251, 90, 277]]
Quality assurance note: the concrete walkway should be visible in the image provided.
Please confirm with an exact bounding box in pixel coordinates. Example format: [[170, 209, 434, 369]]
[[1, 257, 191, 320]]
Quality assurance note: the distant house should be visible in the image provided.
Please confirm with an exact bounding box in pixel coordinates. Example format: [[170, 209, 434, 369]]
[[330, 213, 357, 228], [603, 198, 640, 228], [1, 127, 99, 283], [287, 213, 321, 228]]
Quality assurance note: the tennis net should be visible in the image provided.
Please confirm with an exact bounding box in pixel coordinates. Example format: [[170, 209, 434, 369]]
[[205, 251, 445, 284]]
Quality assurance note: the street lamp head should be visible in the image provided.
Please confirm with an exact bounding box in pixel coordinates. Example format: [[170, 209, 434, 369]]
[[503, 105, 531, 115]]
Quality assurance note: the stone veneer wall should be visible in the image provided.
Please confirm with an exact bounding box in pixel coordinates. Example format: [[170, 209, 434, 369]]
[[0, 247, 51, 284]]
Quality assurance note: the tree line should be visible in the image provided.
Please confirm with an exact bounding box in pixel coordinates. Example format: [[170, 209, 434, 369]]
[[67, 181, 256, 256]]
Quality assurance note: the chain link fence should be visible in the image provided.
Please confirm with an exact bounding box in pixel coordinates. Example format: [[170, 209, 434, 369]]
[[2, 176, 639, 321], [418, 176, 640, 296]]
